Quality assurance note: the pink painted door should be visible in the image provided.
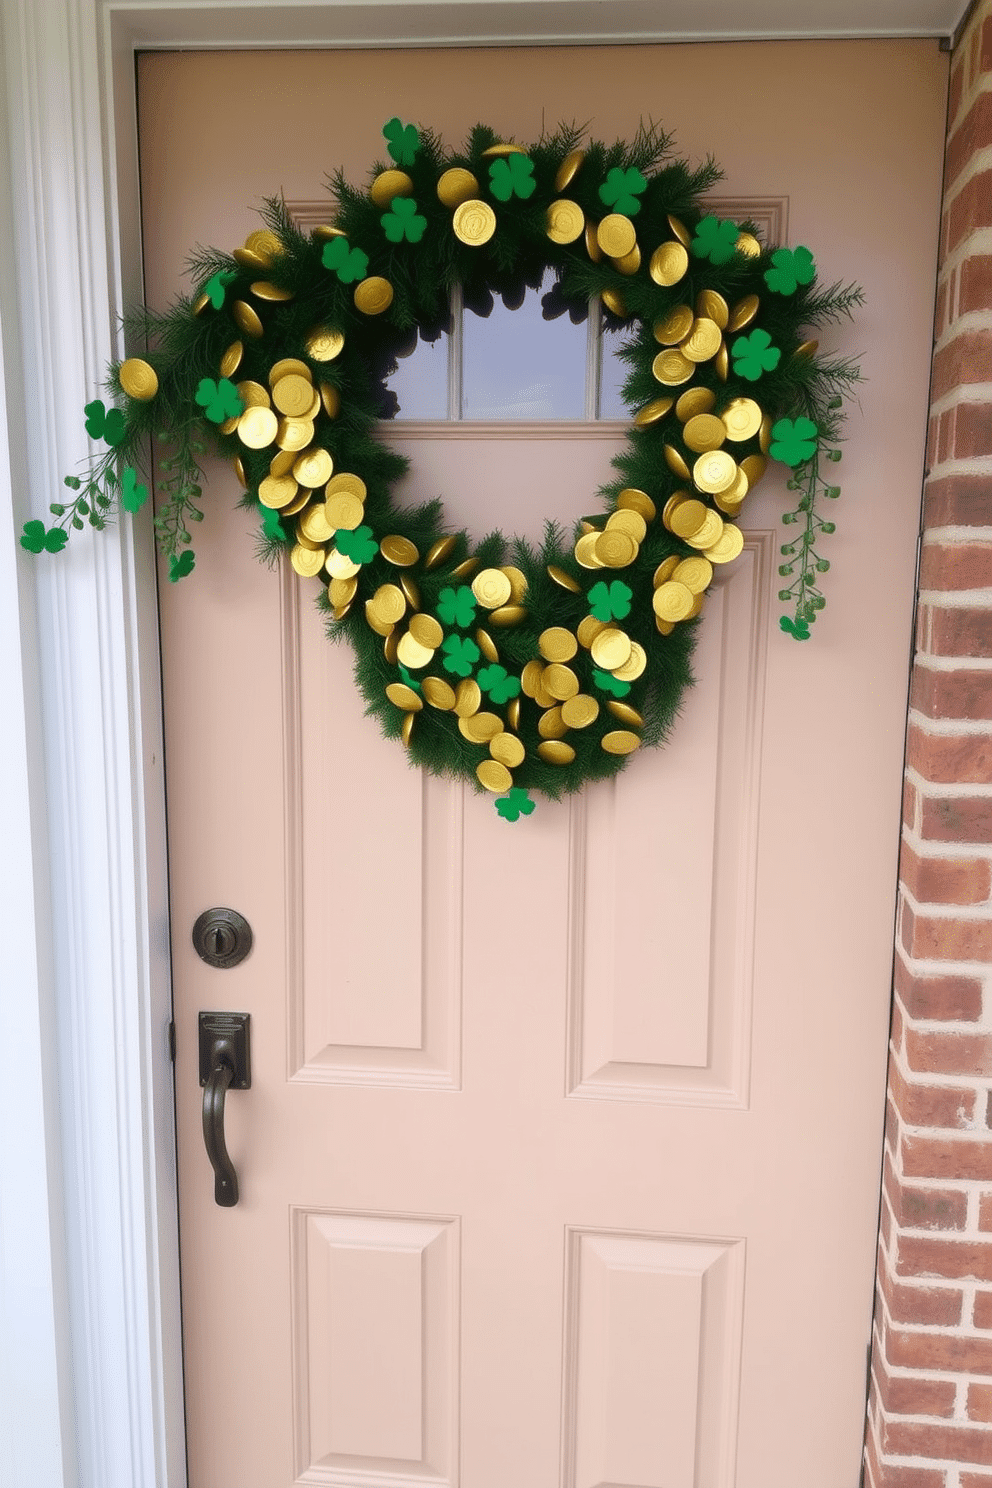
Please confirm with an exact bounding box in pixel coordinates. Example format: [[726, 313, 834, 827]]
[[141, 41, 948, 1488]]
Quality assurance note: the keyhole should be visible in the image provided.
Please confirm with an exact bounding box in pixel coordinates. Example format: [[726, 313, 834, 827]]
[[192, 908, 253, 968], [211, 924, 235, 958]]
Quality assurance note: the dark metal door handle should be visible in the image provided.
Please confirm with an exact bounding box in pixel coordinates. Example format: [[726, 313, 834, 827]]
[[198, 1012, 251, 1208]]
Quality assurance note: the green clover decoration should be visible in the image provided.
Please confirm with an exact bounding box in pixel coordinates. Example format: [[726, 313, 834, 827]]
[[20, 519, 68, 554], [592, 668, 631, 698], [731, 328, 781, 382], [495, 788, 535, 823], [441, 635, 480, 677], [765, 246, 816, 296], [169, 551, 195, 583], [691, 215, 740, 265], [398, 664, 422, 693], [84, 399, 126, 446], [476, 664, 521, 704], [588, 579, 632, 622], [488, 154, 536, 202], [770, 417, 819, 467], [121, 466, 149, 513], [382, 197, 427, 244], [260, 506, 285, 541], [335, 525, 378, 564], [383, 117, 420, 166], [436, 585, 477, 628], [322, 236, 369, 283], [598, 166, 646, 216], [195, 377, 243, 424], [780, 615, 811, 641], [204, 269, 237, 309]]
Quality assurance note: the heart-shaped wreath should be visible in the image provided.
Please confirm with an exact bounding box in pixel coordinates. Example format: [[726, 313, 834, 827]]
[[24, 120, 861, 819]]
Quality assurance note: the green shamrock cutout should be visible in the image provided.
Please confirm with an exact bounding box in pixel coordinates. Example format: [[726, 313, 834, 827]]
[[322, 236, 369, 283], [436, 585, 477, 628], [20, 519, 68, 554], [598, 166, 647, 216], [495, 788, 535, 823], [780, 615, 811, 641], [476, 664, 521, 704], [770, 417, 819, 467], [260, 506, 285, 541], [592, 667, 631, 698], [441, 635, 480, 678], [764, 246, 816, 296], [84, 399, 126, 446], [169, 551, 195, 582], [204, 269, 237, 309], [588, 579, 632, 622], [195, 377, 244, 424], [382, 197, 427, 244], [335, 525, 378, 564], [398, 664, 422, 693], [690, 215, 740, 265], [383, 117, 420, 166], [731, 328, 781, 382], [488, 155, 536, 202], [120, 466, 149, 513]]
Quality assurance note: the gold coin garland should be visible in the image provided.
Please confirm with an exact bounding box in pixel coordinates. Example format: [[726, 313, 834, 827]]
[[27, 119, 861, 820]]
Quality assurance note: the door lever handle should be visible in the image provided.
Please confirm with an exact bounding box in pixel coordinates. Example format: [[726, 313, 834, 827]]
[[198, 1012, 251, 1208]]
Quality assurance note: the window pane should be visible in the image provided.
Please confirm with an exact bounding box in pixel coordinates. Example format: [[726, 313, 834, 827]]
[[462, 269, 587, 420], [599, 322, 639, 420], [389, 330, 448, 420]]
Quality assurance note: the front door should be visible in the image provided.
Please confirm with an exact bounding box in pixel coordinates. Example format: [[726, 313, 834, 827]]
[[140, 41, 947, 1488]]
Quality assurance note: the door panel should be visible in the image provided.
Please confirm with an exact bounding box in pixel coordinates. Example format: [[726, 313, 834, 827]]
[[139, 41, 948, 1488]]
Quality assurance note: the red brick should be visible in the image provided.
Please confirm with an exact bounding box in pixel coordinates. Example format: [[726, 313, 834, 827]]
[[902, 1132, 992, 1183], [931, 327, 992, 397], [887, 1325, 992, 1373], [878, 1261, 963, 1325], [947, 93, 992, 192], [897, 1234, 992, 1281], [911, 667, 992, 722], [883, 1420, 992, 1466], [902, 905, 992, 963], [894, 958, 984, 1021], [919, 542, 992, 594], [905, 778, 919, 832], [962, 1475, 992, 1488], [969, 1382, 992, 1421], [939, 408, 954, 464], [946, 401, 992, 462], [907, 724, 992, 781], [867, 1422, 945, 1487], [927, 610, 992, 661], [960, 255, 992, 317], [900, 842, 992, 905], [890, 1061, 976, 1128], [922, 795, 992, 844], [923, 474, 992, 528], [975, 1286, 992, 1324], [897, 1181, 969, 1230], [906, 1027, 992, 1076], [874, 1360, 957, 1417], [981, 11, 992, 71]]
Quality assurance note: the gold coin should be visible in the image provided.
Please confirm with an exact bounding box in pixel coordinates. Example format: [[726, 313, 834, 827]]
[[503, 566, 528, 603], [649, 241, 689, 286], [272, 374, 314, 417], [490, 733, 526, 768], [555, 149, 585, 191], [633, 397, 675, 428], [298, 504, 335, 543], [654, 305, 694, 345], [546, 199, 585, 244], [270, 448, 297, 477], [328, 576, 358, 609], [533, 677, 556, 709], [119, 357, 158, 400], [561, 694, 599, 729], [613, 244, 641, 275], [453, 200, 497, 246], [381, 535, 419, 567], [547, 564, 582, 593], [681, 317, 723, 363], [617, 487, 656, 522], [728, 294, 760, 332], [409, 613, 443, 649], [326, 492, 364, 531], [521, 659, 545, 697], [294, 447, 334, 488], [480, 143, 525, 157], [595, 530, 637, 568], [326, 472, 368, 501], [370, 169, 414, 208], [454, 679, 482, 718], [693, 450, 738, 495], [401, 575, 421, 610], [696, 289, 729, 329], [259, 475, 298, 509], [652, 349, 695, 386], [401, 711, 415, 747], [472, 568, 512, 609], [386, 682, 423, 712], [354, 277, 394, 316], [282, 489, 310, 517], [794, 340, 819, 361], [590, 627, 631, 671], [613, 642, 647, 682], [276, 418, 314, 452], [607, 508, 647, 542], [370, 584, 406, 626], [437, 168, 479, 208], [538, 705, 568, 739], [653, 555, 680, 587], [607, 700, 645, 728], [759, 415, 773, 455], [290, 543, 326, 578], [722, 397, 763, 442], [653, 580, 694, 622], [601, 730, 641, 755], [675, 386, 716, 421], [656, 616, 675, 636], [306, 327, 345, 362], [600, 288, 627, 318], [685, 511, 725, 550], [383, 631, 399, 664], [318, 384, 340, 420], [244, 229, 282, 262], [685, 591, 705, 619], [539, 626, 578, 663], [683, 413, 727, 453], [397, 632, 434, 669], [220, 342, 244, 379], [574, 531, 605, 569], [475, 628, 499, 663], [325, 548, 361, 580], [672, 556, 713, 594], [251, 280, 293, 302], [232, 456, 247, 487], [667, 498, 708, 538], [664, 445, 691, 479], [740, 453, 767, 487], [668, 213, 691, 247], [425, 535, 458, 570], [311, 224, 344, 241], [459, 710, 503, 743], [662, 492, 690, 528], [576, 615, 606, 649], [422, 676, 457, 710], [238, 405, 278, 449], [233, 301, 264, 339], [236, 380, 270, 409], [715, 342, 729, 382], [735, 231, 762, 258], [538, 740, 576, 765], [490, 605, 527, 627], [231, 246, 265, 273], [544, 663, 579, 701], [714, 491, 745, 518], [705, 524, 746, 564], [192, 291, 210, 315], [451, 557, 479, 579], [477, 760, 513, 793]]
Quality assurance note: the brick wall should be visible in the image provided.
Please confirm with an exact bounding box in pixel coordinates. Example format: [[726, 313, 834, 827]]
[[865, 4, 992, 1485]]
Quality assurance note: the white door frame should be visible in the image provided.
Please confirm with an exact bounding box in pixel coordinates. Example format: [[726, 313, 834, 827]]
[[0, 5, 958, 1486]]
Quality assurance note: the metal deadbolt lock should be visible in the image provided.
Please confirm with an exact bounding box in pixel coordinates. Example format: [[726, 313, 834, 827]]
[[192, 907, 253, 969]]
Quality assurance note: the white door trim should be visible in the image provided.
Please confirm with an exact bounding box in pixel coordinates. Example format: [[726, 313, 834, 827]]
[[0, 6, 955, 1487]]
